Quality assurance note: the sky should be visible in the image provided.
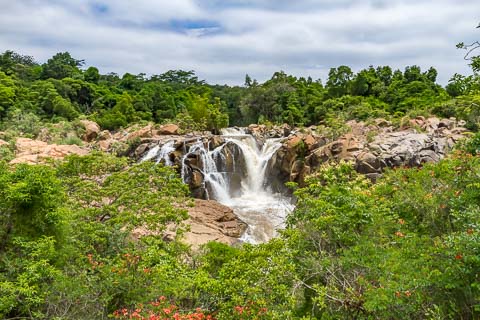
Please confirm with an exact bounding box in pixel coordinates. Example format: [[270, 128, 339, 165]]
[[0, 0, 479, 85]]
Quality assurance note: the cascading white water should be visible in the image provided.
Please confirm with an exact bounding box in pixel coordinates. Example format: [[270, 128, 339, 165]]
[[181, 141, 231, 202], [155, 141, 175, 166], [142, 129, 293, 243], [141, 145, 160, 162], [141, 141, 175, 166], [219, 130, 293, 243]]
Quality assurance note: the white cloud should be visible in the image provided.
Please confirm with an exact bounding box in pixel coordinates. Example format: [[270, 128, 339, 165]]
[[0, 0, 478, 84]]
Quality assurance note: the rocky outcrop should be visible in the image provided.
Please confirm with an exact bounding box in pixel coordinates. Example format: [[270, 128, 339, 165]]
[[268, 117, 468, 184], [182, 199, 247, 248], [10, 138, 89, 164]]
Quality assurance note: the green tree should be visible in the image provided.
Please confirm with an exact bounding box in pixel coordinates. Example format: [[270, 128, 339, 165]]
[[0, 71, 16, 118], [84, 66, 100, 84], [41, 52, 84, 80], [326, 65, 353, 98]]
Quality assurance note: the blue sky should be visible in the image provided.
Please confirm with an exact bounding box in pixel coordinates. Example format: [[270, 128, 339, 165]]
[[0, 0, 479, 84]]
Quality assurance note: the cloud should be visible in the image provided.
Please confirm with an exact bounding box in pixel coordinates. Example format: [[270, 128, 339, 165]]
[[0, 0, 478, 84]]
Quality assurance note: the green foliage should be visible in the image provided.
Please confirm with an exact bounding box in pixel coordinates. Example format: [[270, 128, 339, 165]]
[[0, 164, 66, 317], [285, 152, 480, 319], [463, 131, 480, 155]]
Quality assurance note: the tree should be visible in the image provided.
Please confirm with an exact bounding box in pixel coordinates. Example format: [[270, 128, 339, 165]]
[[84, 66, 100, 83], [326, 66, 353, 97], [0, 50, 39, 80], [154, 70, 205, 88], [40, 52, 84, 80], [244, 74, 252, 87], [0, 71, 16, 118]]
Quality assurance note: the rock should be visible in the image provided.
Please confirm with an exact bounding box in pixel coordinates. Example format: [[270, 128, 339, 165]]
[[98, 130, 112, 141], [439, 118, 456, 130], [290, 159, 305, 181], [365, 173, 382, 182], [191, 170, 204, 189], [182, 199, 248, 248], [158, 124, 179, 135], [355, 152, 383, 174], [80, 120, 100, 142], [44, 144, 87, 158], [15, 138, 48, 155], [423, 117, 440, 132], [134, 143, 149, 158], [123, 124, 153, 142], [209, 136, 225, 149], [10, 154, 41, 165], [451, 127, 468, 134], [287, 135, 302, 148], [0, 139, 8, 147], [11, 138, 88, 164], [303, 134, 317, 151], [37, 128, 51, 142], [98, 139, 113, 151], [374, 118, 392, 127], [282, 124, 292, 137]]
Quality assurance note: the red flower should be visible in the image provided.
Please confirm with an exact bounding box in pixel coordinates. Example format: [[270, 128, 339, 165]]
[[163, 308, 171, 315], [234, 306, 244, 314]]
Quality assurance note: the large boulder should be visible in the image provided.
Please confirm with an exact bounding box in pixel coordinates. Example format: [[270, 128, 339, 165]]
[[182, 199, 248, 248], [80, 120, 100, 142], [306, 134, 362, 167], [158, 124, 179, 135], [122, 124, 153, 142], [355, 151, 385, 174], [15, 138, 48, 155], [136, 200, 247, 249]]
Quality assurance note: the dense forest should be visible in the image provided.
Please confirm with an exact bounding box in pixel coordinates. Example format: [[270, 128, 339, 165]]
[[0, 46, 480, 320], [1, 49, 480, 135]]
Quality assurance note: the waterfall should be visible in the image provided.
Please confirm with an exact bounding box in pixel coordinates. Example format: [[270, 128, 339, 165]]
[[142, 129, 293, 243], [218, 128, 293, 243], [155, 140, 175, 165], [141, 141, 175, 165]]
